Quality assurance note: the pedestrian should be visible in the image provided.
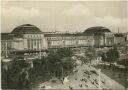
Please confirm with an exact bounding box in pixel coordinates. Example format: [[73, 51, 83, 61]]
[[79, 84, 82, 87], [75, 78, 77, 80], [69, 86, 73, 90], [42, 85, 45, 90]]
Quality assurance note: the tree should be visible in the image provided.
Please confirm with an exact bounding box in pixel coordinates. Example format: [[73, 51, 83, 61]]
[[106, 48, 119, 66], [85, 47, 96, 65], [56, 48, 73, 58], [101, 53, 107, 61], [1, 61, 11, 89], [46, 48, 75, 78], [1, 59, 30, 89], [1, 48, 75, 89]]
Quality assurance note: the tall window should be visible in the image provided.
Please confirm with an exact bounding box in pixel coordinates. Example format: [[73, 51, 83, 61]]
[[27, 39, 30, 50], [37, 39, 39, 50], [31, 39, 33, 50], [35, 39, 36, 46]]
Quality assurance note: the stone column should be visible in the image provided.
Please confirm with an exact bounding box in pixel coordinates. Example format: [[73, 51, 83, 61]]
[[36, 39, 38, 50], [30, 39, 31, 50], [35, 39, 37, 50], [37, 39, 38, 50], [31, 39, 33, 50], [23, 39, 27, 50], [38, 39, 40, 50], [34, 39, 36, 50], [40, 39, 42, 49]]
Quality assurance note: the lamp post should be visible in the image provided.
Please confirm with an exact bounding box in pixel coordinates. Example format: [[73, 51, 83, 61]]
[[62, 67, 64, 84]]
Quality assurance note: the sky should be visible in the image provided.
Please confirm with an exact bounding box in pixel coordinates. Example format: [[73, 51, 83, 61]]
[[1, 0, 128, 33]]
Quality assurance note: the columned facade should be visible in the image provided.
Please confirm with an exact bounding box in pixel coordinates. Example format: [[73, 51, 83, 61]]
[[23, 34, 46, 50], [2, 24, 126, 58]]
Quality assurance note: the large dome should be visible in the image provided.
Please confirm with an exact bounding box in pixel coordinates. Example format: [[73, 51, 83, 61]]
[[11, 24, 42, 34], [84, 26, 111, 34]]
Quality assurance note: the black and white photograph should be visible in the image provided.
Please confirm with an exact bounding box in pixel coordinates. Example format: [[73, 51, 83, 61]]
[[1, 0, 128, 89]]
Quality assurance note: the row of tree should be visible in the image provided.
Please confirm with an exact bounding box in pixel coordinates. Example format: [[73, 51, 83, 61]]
[[1, 48, 76, 89], [101, 47, 119, 65]]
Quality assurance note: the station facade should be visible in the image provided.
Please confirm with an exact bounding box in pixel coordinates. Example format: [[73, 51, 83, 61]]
[[1, 24, 127, 58]]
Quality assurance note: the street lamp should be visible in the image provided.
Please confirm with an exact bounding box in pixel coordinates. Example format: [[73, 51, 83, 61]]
[[62, 67, 64, 84]]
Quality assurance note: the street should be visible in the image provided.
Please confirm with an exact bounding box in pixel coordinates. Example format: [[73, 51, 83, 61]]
[[33, 61, 125, 89]]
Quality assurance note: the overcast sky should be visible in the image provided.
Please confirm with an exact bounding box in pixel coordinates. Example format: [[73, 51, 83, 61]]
[[1, 1, 128, 33]]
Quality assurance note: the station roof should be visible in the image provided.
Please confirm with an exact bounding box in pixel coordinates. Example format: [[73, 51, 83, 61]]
[[11, 24, 42, 34], [84, 26, 111, 34]]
